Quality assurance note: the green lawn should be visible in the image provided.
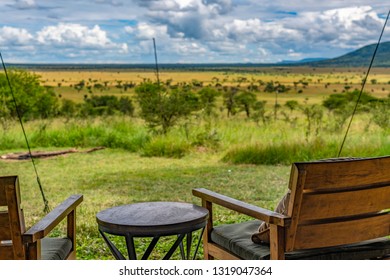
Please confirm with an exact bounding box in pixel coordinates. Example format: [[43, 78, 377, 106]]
[[0, 148, 290, 259]]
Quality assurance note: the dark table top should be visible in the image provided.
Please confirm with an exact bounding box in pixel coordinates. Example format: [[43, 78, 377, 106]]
[[96, 201, 209, 237]]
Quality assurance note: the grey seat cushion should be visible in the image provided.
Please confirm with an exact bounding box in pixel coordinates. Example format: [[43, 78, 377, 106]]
[[41, 238, 72, 260], [211, 220, 390, 260]]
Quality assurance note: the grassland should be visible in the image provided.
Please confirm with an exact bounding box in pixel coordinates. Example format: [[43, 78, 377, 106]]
[[1, 66, 389, 259], [33, 67, 390, 103]]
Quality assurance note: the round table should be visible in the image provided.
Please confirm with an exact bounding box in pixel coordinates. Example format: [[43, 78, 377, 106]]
[[96, 201, 209, 260]]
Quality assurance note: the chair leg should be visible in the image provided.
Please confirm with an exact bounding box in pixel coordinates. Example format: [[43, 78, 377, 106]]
[[269, 224, 285, 260], [203, 244, 214, 260]]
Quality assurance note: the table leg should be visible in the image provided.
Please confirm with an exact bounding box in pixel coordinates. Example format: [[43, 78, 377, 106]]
[[125, 234, 137, 260], [192, 227, 205, 260], [186, 233, 192, 260], [141, 237, 160, 260], [99, 229, 126, 260], [163, 233, 186, 260], [179, 236, 186, 259], [167, 227, 206, 260]]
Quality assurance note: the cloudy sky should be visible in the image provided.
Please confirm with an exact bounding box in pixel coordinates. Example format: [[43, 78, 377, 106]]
[[0, 0, 389, 64]]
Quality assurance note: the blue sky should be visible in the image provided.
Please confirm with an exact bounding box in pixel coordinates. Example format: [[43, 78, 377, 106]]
[[0, 0, 389, 63]]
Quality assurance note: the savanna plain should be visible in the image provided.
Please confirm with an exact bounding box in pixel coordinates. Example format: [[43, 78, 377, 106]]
[[1, 66, 389, 259]]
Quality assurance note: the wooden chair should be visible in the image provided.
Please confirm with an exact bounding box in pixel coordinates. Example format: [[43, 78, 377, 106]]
[[193, 156, 390, 260], [0, 175, 83, 260]]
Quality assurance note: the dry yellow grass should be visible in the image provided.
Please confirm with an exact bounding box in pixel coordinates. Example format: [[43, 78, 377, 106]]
[[32, 67, 390, 103]]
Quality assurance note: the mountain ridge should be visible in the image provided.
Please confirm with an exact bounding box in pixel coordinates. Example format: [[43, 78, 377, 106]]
[[306, 41, 390, 67]]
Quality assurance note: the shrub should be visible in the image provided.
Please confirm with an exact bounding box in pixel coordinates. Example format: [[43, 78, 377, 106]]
[[0, 70, 59, 120], [135, 82, 200, 133], [82, 95, 134, 117]]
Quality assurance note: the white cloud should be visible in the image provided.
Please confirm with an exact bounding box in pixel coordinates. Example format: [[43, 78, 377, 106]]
[[170, 41, 208, 56], [223, 18, 300, 44], [0, 26, 33, 45], [287, 6, 384, 50], [125, 23, 169, 40], [36, 23, 126, 52]]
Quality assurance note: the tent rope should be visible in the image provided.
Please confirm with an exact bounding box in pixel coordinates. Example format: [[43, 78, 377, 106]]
[[338, 9, 390, 157], [0, 52, 50, 213]]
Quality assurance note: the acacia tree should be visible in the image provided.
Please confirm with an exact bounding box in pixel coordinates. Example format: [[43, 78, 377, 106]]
[[197, 87, 220, 116], [135, 82, 200, 133], [222, 86, 239, 117], [235, 91, 257, 118]]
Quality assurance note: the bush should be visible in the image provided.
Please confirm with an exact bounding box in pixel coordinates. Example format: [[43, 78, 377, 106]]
[[371, 99, 390, 130], [135, 82, 200, 133], [82, 95, 134, 117], [0, 70, 59, 120]]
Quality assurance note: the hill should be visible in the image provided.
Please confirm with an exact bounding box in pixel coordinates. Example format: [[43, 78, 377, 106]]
[[309, 41, 390, 67]]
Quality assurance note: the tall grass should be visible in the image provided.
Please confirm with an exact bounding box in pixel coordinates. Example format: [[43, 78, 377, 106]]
[[222, 135, 390, 165], [1, 113, 389, 164], [222, 139, 337, 165], [0, 117, 150, 152]]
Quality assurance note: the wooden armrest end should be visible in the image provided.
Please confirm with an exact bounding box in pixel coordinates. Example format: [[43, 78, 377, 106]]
[[193, 188, 289, 226], [23, 194, 83, 243]]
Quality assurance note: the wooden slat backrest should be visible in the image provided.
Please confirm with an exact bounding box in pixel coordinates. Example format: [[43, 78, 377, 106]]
[[299, 185, 390, 220], [0, 212, 11, 240], [293, 214, 390, 250], [285, 156, 390, 251], [298, 156, 390, 191], [0, 176, 26, 260], [0, 243, 14, 259]]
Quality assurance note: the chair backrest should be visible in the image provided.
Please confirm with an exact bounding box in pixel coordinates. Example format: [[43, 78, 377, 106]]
[[285, 156, 390, 251], [0, 176, 27, 260]]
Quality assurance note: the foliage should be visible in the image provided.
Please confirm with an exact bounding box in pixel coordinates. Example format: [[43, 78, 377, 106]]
[[59, 99, 78, 120], [322, 93, 348, 111], [264, 81, 291, 93], [135, 81, 200, 133], [222, 86, 239, 117], [197, 87, 220, 116], [251, 100, 269, 125], [234, 91, 257, 118], [322, 90, 379, 131], [323, 90, 378, 111], [82, 95, 134, 116], [370, 98, 390, 130], [0, 70, 59, 121], [284, 100, 300, 112], [300, 104, 324, 141]]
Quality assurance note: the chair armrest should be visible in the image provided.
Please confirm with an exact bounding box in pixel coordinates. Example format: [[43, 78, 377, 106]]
[[23, 194, 83, 243], [193, 188, 289, 227]]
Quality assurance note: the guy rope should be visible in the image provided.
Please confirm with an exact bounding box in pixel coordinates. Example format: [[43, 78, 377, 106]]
[[0, 52, 50, 213], [338, 8, 390, 157]]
